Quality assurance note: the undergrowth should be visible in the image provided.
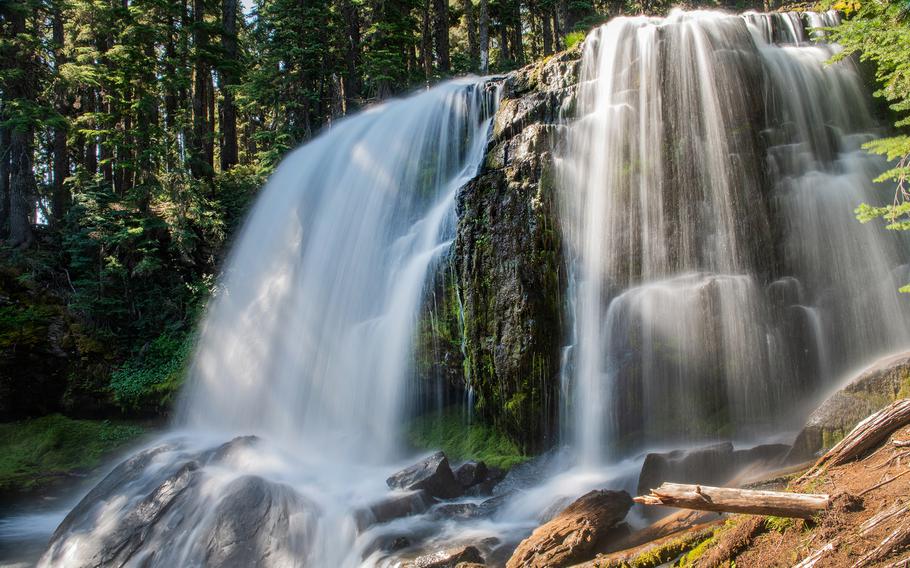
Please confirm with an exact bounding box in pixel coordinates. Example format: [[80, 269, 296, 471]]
[[0, 414, 145, 493], [407, 407, 528, 470]]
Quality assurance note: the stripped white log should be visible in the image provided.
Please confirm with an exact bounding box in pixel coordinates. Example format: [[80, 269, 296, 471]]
[[633, 483, 830, 519]]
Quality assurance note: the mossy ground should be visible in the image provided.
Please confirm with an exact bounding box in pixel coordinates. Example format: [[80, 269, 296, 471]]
[[0, 414, 145, 494], [407, 407, 528, 470]]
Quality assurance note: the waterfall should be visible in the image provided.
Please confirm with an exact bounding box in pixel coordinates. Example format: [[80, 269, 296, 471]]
[[178, 79, 496, 463], [559, 10, 910, 465], [38, 79, 498, 568]]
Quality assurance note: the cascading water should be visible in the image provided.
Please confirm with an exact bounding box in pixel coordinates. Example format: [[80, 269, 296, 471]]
[[559, 10, 910, 466], [35, 79, 498, 568]]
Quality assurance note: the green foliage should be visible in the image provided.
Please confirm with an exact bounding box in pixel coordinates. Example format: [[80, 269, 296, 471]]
[[565, 30, 586, 49], [829, 1, 910, 290], [407, 407, 528, 469], [109, 331, 193, 413], [0, 414, 144, 493], [765, 515, 795, 533]]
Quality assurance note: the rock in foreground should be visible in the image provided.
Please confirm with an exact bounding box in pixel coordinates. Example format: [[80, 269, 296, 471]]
[[387, 451, 463, 499], [506, 489, 633, 568], [408, 545, 485, 567], [39, 437, 321, 568]]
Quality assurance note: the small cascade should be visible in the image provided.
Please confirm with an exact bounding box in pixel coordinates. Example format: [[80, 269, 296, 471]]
[[559, 10, 910, 464]]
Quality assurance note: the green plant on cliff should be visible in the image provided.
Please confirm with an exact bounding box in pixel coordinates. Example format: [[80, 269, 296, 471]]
[[109, 331, 194, 413], [829, 0, 910, 291]]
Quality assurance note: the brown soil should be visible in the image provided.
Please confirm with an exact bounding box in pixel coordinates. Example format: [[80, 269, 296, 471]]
[[734, 423, 910, 567]]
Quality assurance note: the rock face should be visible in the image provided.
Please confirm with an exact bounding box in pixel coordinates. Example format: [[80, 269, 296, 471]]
[[506, 489, 633, 568], [39, 437, 320, 568], [387, 451, 463, 499], [788, 350, 910, 463], [454, 47, 580, 452], [636, 442, 790, 496]]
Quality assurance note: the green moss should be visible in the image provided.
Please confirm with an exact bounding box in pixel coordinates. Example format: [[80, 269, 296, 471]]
[[626, 528, 716, 567], [407, 407, 528, 470], [0, 414, 145, 493], [898, 370, 910, 399]]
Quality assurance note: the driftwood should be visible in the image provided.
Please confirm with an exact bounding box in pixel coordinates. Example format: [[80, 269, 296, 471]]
[[801, 399, 910, 480], [634, 483, 830, 519]]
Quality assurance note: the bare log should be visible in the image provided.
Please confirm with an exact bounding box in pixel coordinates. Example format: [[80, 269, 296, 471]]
[[634, 483, 830, 519], [801, 399, 910, 480]]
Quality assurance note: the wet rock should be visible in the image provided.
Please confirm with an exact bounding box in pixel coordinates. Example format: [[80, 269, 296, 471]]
[[506, 489, 633, 568], [454, 461, 489, 488], [202, 475, 318, 566], [788, 350, 910, 463], [636, 441, 791, 497], [355, 490, 432, 530], [409, 545, 485, 568], [636, 442, 735, 496], [431, 502, 480, 520], [39, 438, 321, 568], [387, 451, 463, 499]]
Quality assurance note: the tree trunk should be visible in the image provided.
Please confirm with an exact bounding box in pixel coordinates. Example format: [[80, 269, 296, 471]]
[[339, 0, 361, 113], [463, 0, 478, 70], [421, 0, 433, 79], [541, 8, 553, 55], [51, 2, 70, 224], [634, 483, 830, 519], [0, 122, 10, 237], [510, 1, 523, 65], [191, 0, 213, 180], [8, 127, 36, 248], [478, 0, 489, 72], [433, 0, 450, 72], [219, 0, 239, 170]]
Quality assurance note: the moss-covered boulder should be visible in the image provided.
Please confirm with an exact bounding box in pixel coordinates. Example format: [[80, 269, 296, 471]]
[[787, 350, 910, 463], [453, 47, 580, 453]]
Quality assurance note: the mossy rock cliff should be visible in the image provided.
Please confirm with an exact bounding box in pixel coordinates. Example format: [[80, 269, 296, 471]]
[[452, 47, 580, 452]]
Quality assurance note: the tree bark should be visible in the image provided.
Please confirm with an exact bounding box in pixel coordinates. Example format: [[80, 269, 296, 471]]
[[51, 2, 70, 224], [219, 0, 239, 171], [634, 483, 830, 519], [8, 127, 36, 248], [339, 0, 361, 113], [421, 0, 433, 79], [478, 0, 489, 72], [433, 0, 450, 72], [191, 0, 213, 179], [0, 121, 10, 237], [462, 0, 478, 70], [541, 7, 553, 55]]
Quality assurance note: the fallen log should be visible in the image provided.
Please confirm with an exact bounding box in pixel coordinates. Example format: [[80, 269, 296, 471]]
[[800, 399, 910, 480], [634, 483, 830, 519]]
